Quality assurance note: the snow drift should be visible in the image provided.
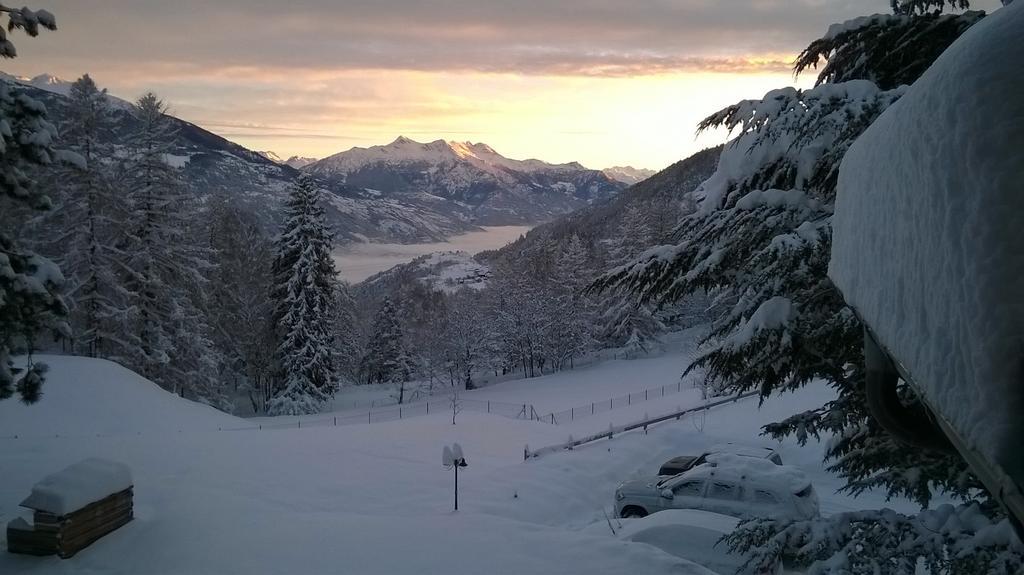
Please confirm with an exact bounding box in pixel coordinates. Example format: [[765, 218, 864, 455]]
[[0, 355, 239, 438], [830, 2, 1024, 479]]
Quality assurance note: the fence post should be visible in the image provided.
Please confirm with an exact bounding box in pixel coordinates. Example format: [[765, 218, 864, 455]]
[[334, 416, 337, 426], [571, 407, 574, 421], [610, 398, 613, 410], [400, 407, 403, 419], [298, 420, 301, 429], [661, 386, 665, 397], [426, 402, 430, 415], [645, 389, 648, 401], [368, 411, 371, 424], [551, 413, 555, 425], [678, 381, 681, 393], [628, 395, 631, 406], [592, 402, 595, 415], [488, 401, 491, 414]]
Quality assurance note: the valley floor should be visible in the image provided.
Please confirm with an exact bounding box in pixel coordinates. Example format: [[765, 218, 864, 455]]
[[0, 342, 932, 574]]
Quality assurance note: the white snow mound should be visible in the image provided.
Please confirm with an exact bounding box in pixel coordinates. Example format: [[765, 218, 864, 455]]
[[0, 355, 240, 438], [20, 458, 132, 515], [830, 2, 1024, 475]]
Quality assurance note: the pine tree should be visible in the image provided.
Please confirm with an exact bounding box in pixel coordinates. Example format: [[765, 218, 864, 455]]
[[361, 297, 413, 402], [269, 173, 340, 415], [207, 200, 277, 412], [596, 2, 1017, 571], [0, 5, 63, 404], [332, 281, 362, 385], [598, 206, 664, 355], [36, 74, 125, 358], [119, 93, 223, 407]]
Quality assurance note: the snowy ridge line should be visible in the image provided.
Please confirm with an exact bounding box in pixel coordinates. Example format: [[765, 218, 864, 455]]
[[524, 391, 760, 460], [536, 379, 708, 425]]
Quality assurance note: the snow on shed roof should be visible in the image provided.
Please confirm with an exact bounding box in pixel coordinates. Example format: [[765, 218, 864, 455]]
[[20, 458, 133, 515], [829, 1, 1024, 476]]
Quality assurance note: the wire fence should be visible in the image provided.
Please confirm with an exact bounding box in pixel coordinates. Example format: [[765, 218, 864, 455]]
[[536, 379, 706, 425], [525, 391, 760, 460], [0, 398, 539, 440], [202, 398, 538, 433]]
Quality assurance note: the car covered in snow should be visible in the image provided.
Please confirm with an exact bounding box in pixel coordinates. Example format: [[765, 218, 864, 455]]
[[615, 455, 819, 520], [614, 509, 756, 574], [658, 443, 782, 477]]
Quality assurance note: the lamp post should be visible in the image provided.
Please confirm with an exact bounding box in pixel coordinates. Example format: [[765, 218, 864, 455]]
[[442, 443, 468, 511]]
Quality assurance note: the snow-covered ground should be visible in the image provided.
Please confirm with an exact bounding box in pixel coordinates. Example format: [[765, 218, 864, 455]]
[[0, 349, 933, 574], [333, 225, 531, 282]]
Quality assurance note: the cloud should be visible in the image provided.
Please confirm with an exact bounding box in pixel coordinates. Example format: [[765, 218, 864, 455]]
[[17, 1, 900, 77]]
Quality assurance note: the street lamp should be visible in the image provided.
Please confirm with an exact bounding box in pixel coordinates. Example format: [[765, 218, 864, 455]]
[[442, 443, 468, 511]]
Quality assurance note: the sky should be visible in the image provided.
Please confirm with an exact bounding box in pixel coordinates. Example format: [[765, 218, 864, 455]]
[[0, 1, 1002, 170]]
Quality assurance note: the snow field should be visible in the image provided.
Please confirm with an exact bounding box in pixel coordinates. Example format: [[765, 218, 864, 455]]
[[0, 350, 939, 573]]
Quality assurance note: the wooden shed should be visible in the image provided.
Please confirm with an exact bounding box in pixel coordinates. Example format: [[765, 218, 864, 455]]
[[6, 459, 133, 558]]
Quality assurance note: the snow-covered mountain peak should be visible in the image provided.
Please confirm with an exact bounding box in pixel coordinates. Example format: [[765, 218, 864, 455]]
[[602, 165, 657, 185], [1, 70, 135, 110], [256, 150, 284, 164], [304, 135, 625, 224], [285, 156, 318, 169]]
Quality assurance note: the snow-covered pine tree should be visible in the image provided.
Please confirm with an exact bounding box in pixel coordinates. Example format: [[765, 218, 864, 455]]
[[442, 291, 486, 390], [597, 2, 1020, 572], [35, 75, 125, 358], [546, 234, 596, 370], [269, 173, 340, 415], [332, 281, 362, 386], [207, 199, 278, 412], [0, 5, 63, 404], [360, 297, 413, 402], [119, 93, 223, 407], [598, 206, 664, 356]]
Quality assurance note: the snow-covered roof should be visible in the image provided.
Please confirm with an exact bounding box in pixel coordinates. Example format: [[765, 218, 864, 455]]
[[830, 1, 1024, 478], [20, 458, 133, 515]]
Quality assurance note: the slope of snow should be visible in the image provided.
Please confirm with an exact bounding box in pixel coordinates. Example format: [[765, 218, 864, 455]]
[[416, 251, 491, 293], [0, 347, 939, 574], [0, 355, 239, 439], [830, 1, 1024, 478]]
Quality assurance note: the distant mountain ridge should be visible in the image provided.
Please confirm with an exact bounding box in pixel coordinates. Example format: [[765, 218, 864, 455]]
[[602, 165, 657, 185], [304, 136, 627, 225], [286, 155, 318, 169], [2, 75, 481, 244], [5, 72, 634, 243]]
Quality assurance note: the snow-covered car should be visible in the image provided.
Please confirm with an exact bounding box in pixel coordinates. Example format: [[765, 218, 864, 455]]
[[615, 455, 819, 520], [658, 443, 782, 477], [615, 509, 755, 574]]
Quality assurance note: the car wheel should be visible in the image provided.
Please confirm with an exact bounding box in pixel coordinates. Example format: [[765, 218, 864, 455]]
[[620, 506, 647, 519]]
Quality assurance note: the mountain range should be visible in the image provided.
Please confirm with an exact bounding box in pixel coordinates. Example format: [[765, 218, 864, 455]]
[[302, 136, 626, 225], [359, 147, 720, 296], [4, 72, 640, 244]]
